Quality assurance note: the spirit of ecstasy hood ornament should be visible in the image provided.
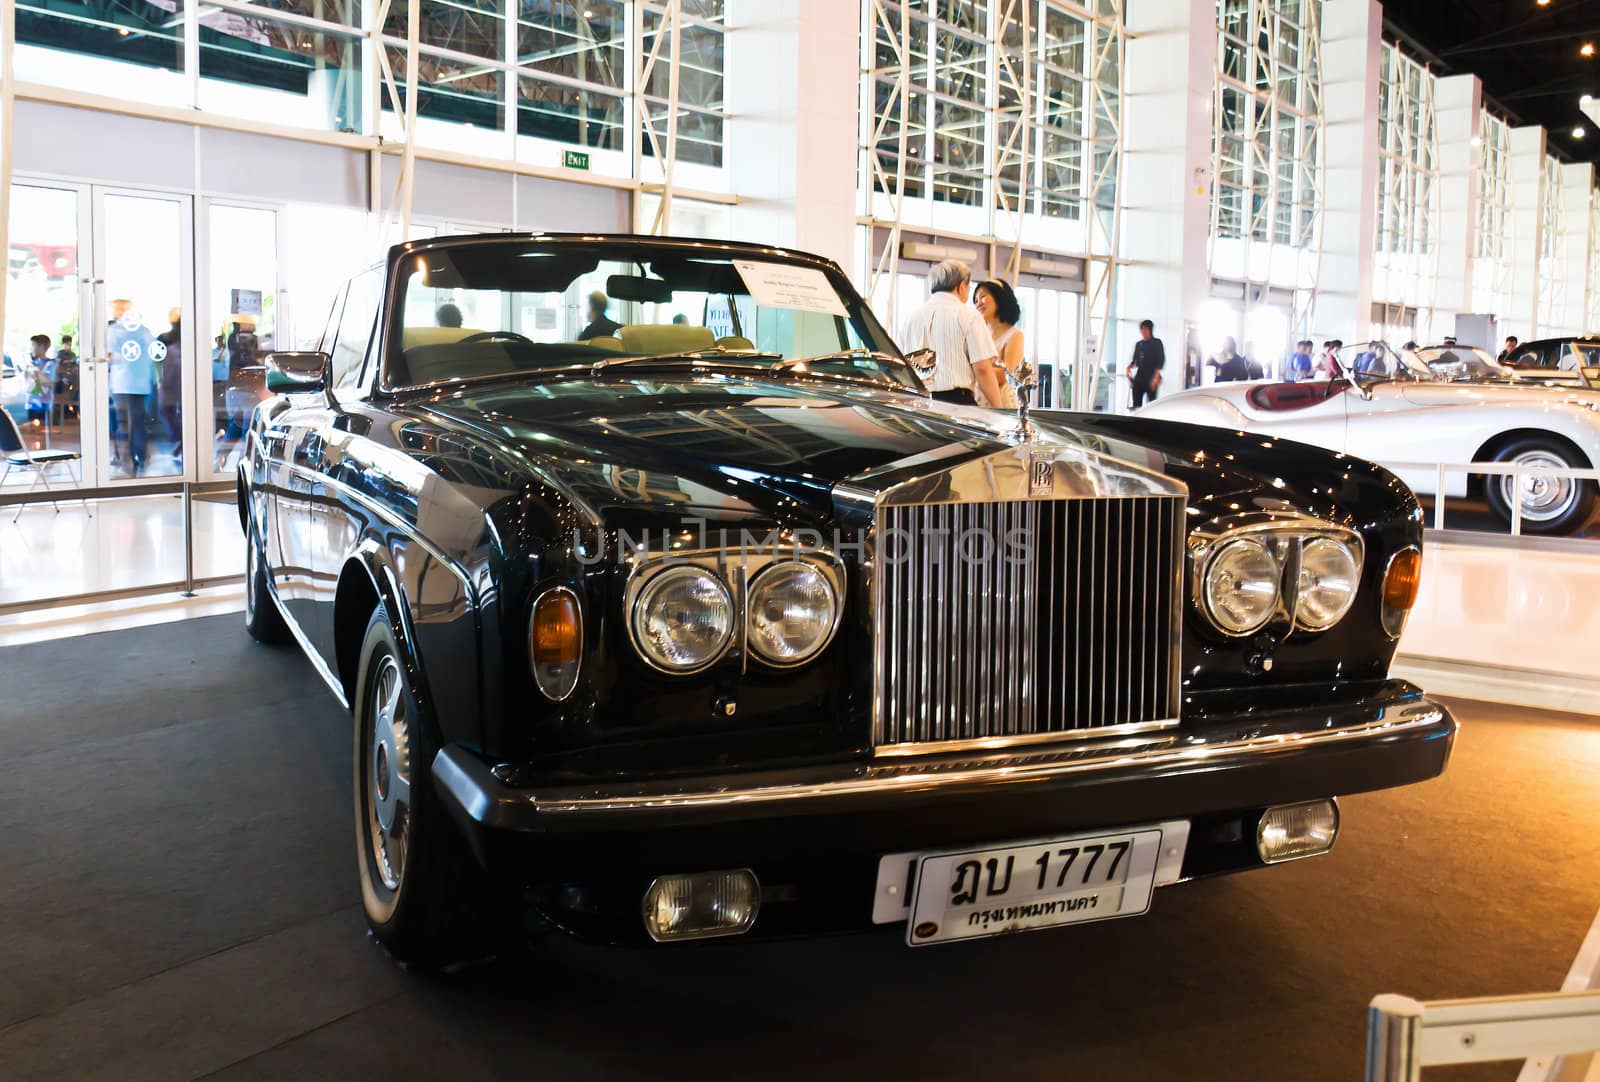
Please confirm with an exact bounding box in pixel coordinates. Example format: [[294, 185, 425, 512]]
[[1006, 360, 1038, 438]]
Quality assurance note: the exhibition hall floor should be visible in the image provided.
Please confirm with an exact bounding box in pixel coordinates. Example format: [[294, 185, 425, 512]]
[[1, 615, 1595, 1081]]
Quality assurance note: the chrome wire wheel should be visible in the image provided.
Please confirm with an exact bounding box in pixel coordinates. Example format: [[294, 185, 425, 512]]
[[365, 655, 413, 893], [1502, 449, 1578, 525]]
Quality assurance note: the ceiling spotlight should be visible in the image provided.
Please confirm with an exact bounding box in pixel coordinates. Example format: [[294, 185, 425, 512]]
[[1537, 0, 1551, 6], [1584, 42, 1597, 57], [1574, 126, 1587, 139]]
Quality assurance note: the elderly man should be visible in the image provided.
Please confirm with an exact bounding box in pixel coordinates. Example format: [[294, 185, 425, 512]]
[[898, 259, 1005, 407]]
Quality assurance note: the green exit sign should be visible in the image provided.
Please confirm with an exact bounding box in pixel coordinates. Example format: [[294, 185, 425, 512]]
[[563, 149, 590, 171]]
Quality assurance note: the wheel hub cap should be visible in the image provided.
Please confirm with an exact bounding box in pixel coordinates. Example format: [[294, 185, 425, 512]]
[[367, 656, 412, 890], [1505, 451, 1575, 522]]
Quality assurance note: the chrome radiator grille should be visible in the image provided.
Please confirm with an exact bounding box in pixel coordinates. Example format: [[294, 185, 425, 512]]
[[873, 495, 1184, 753]]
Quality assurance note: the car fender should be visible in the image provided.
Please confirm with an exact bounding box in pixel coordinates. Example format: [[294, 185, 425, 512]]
[[1137, 390, 1251, 429]]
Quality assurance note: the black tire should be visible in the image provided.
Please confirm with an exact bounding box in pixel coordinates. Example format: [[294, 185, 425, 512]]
[[243, 510, 290, 644], [353, 605, 490, 971], [1483, 436, 1597, 536]]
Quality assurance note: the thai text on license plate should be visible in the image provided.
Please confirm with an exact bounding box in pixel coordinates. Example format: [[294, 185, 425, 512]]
[[906, 827, 1165, 945]]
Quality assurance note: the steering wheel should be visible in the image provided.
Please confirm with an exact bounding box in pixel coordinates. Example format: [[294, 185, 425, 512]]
[[456, 330, 536, 348]]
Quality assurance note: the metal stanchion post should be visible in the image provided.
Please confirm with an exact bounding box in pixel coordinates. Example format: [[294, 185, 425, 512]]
[[1367, 995, 1424, 1082], [1510, 467, 1523, 537], [182, 481, 196, 597], [1435, 464, 1447, 530]]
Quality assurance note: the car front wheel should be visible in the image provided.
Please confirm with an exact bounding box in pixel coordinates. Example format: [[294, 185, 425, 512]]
[[353, 605, 487, 971], [1485, 437, 1597, 535]]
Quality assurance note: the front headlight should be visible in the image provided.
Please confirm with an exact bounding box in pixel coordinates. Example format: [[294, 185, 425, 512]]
[[632, 566, 734, 673], [1201, 539, 1281, 635], [747, 561, 839, 666], [1295, 538, 1361, 630]]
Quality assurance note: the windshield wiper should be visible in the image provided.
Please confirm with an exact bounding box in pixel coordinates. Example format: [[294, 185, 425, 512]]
[[774, 348, 900, 372], [591, 347, 783, 373]]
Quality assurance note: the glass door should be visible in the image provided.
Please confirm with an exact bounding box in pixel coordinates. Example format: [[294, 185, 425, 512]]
[[2, 182, 89, 487], [89, 188, 194, 483], [203, 201, 280, 479]]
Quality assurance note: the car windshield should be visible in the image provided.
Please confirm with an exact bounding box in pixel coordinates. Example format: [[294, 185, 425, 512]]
[[387, 240, 916, 390], [1335, 342, 1434, 383], [1414, 345, 1506, 382], [1565, 341, 1600, 369]]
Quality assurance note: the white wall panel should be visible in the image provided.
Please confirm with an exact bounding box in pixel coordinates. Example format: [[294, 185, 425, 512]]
[[197, 129, 367, 208], [13, 100, 195, 190], [513, 174, 630, 233]]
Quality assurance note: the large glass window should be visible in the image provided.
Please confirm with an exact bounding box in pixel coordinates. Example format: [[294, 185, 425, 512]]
[[15, 1, 727, 176], [1212, 0, 1322, 248], [862, 1, 1123, 228]]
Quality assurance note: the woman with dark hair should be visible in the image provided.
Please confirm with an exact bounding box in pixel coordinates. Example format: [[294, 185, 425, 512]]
[[973, 279, 1025, 409]]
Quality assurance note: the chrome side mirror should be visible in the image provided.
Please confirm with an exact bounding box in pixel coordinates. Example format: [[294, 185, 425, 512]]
[[265, 351, 331, 393]]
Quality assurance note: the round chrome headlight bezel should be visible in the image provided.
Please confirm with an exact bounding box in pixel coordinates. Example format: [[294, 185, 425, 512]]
[[746, 560, 842, 668], [1294, 537, 1362, 631], [629, 565, 736, 674], [1199, 538, 1283, 637]]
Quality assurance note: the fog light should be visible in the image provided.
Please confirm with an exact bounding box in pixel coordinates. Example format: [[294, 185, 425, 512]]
[[1257, 799, 1340, 864], [642, 870, 760, 942]]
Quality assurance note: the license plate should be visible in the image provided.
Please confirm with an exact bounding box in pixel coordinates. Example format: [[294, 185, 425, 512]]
[[904, 827, 1166, 946]]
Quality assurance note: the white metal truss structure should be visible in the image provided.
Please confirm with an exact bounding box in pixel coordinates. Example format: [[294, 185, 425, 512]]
[[1588, 189, 1600, 332], [1473, 109, 1515, 316], [859, 0, 915, 325], [1538, 152, 1565, 332], [1372, 42, 1440, 341], [857, 0, 1125, 399], [635, 0, 683, 234], [0, 0, 723, 256], [1080, 1, 1122, 412], [1209, 0, 1325, 342]]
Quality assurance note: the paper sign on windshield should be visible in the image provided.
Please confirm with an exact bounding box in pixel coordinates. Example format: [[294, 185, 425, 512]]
[[733, 260, 848, 317]]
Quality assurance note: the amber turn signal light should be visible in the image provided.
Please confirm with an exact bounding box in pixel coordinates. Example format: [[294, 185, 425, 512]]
[[530, 587, 582, 700], [1380, 547, 1422, 638]]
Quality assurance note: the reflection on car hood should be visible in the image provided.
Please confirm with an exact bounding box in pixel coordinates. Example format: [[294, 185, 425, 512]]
[[407, 373, 1399, 531]]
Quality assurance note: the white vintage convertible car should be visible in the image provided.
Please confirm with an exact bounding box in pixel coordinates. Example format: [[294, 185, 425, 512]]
[[1139, 342, 1600, 534]]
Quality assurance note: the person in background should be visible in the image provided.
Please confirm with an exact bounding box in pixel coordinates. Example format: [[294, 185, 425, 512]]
[[53, 333, 77, 424], [1498, 336, 1520, 363], [25, 335, 54, 427], [577, 291, 622, 340], [1355, 340, 1390, 377], [1211, 337, 1250, 382], [898, 259, 1004, 407], [973, 279, 1026, 410], [158, 308, 182, 464], [1242, 341, 1265, 380], [107, 299, 157, 476], [1401, 340, 1419, 352], [1124, 318, 1165, 408], [1286, 339, 1314, 382], [435, 303, 463, 328]]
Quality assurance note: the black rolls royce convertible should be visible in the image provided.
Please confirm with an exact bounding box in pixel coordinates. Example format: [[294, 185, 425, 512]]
[[239, 233, 1454, 967]]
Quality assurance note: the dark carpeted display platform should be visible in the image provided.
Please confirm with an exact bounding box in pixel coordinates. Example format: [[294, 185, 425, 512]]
[[2, 614, 1597, 1081]]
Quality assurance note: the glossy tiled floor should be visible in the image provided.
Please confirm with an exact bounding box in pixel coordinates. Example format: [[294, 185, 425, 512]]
[[1404, 541, 1599, 674], [0, 494, 243, 608]]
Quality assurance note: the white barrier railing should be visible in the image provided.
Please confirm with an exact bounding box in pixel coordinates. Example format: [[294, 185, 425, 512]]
[[1365, 991, 1600, 1081], [1384, 460, 1600, 537]]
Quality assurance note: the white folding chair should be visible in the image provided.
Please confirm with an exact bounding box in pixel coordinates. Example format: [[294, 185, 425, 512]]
[[0, 408, 82, 522]]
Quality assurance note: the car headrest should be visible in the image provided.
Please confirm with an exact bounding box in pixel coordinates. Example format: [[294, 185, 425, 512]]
[[618, 324, 715, 354], [401, 326, 479, 350], [586, 335, 624, 351], [715, 335, 756, 351]]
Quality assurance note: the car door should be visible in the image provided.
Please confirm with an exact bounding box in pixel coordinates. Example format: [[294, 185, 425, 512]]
[[300, 268, 382, 661], [1233, 380, 1352, 454]]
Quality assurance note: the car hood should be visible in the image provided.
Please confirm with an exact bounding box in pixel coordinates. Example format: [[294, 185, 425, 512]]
[[408, 372, 1400, 533]]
